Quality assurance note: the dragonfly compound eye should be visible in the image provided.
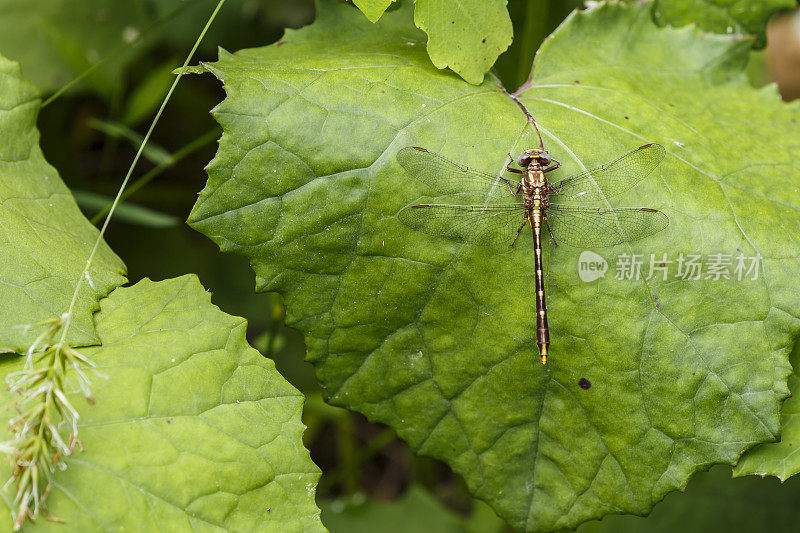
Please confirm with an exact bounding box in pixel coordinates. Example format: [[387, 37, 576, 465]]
[[517, 154, 531, 167], [539, 153, 552, 165]]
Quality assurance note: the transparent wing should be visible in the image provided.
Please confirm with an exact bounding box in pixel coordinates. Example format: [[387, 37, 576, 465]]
[[397, 198, 527, 246], [548, 204, 668, 247], [548, 143, 665, 205], [397, 146, 519, 198]]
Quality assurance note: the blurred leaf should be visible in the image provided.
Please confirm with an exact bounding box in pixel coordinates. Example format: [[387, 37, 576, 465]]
[[626, 0, 796, 48], [578, 465, 800, 533], [465, 499, 511, 533], [188, 0, 800, 530], [254, 329, 288, 354], [321, 486, 507, 533], [73, 189, 181, 228], [304, 392, 350, 422], [122, 58, 179, 125], [0, 0, 158, 95], [0, 275, 325, 531], [745, 49, 771, 88], [0, 55, 125, 353], [88, 118, 172, 165], [0, 0, 315, 97]]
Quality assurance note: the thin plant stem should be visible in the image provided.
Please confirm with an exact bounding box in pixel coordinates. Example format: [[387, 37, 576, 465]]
[[337, 414, 359, 494], [318, 428, 397, 492], [265, 297, 285, 357], [90, 127, 220, 224], [57, 0, 228, 349]]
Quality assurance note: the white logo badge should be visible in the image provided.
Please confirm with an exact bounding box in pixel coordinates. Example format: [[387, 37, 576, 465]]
[[578, 251, 607, 282]]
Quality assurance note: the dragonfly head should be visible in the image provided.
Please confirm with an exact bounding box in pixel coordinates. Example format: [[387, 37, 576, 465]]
[[517, 149, 552, 168]]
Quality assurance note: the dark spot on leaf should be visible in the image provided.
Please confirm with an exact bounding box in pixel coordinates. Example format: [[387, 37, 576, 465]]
[[451, 20, 455, 24], [267, 508, 271, 513], [574, 80, 580, 84], [578, 378, 591, 390], [624, 116, 629, 119], [381, 90, 385, 93], [166, 419, 172, 424], [482, 38, 486, 43], [692, 372, 696, 375]]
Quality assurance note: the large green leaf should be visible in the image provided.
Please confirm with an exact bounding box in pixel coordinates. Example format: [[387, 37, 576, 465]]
[[0, 55, 125, 353], [646, 0, 795, 48], [0, 275, 324, 531], [188, 0, 800, 530], [732, 339, 800, 480]]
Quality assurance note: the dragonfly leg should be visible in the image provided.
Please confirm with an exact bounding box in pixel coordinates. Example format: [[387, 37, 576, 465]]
[[545, 219, 558, 246], [501, 177, 523, 195], [511, 216, 528, 247], [550, 179, 566, 194], [505, 152, 524, 175], [543, 159, 561, 173]]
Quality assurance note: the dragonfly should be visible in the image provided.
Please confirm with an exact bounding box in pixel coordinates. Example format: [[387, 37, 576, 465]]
[[396, 140, 668, 365]]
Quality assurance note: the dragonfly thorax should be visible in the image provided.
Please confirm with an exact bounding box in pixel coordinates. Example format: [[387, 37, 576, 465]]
[[523, 165, 548, 191]]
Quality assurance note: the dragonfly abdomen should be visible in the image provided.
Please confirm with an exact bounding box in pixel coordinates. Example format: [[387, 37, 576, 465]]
[[530, 201, 549, 365]]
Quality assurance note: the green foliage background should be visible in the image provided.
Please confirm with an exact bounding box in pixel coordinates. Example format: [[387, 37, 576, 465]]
[[0, 0, 799, 531]]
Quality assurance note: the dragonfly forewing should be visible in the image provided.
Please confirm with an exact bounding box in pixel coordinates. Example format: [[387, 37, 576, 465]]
[[397, 199, 526, 246], [547, 204, 669, 247], [398, 146, 519, 199], [549, 143, 665, 205]]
